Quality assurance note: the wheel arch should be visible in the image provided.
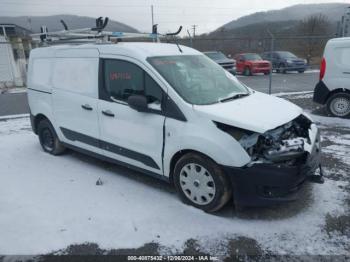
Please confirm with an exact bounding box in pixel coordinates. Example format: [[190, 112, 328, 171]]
[[168, 149, 227, 185], [31, 113, 50, 134], [326, 88, 350, 103]]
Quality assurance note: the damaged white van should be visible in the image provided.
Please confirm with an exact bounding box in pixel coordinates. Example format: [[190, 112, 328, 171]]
[[28, 43, 323, 212]]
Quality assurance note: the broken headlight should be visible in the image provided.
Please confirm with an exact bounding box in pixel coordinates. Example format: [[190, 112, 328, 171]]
[[215, 114, 312, 164]]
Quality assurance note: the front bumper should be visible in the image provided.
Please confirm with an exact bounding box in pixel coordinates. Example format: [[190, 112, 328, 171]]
[[222, 129, 322, 207], [222, 66, 236, 75], [285, 64, 308, 71], [252, 67, 270, 74]]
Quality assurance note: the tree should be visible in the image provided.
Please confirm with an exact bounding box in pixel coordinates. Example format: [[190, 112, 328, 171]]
[[296, 14, 332, 64]]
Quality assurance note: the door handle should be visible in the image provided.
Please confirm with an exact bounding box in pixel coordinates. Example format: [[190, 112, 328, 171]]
[[102, 110, 115, 117], [81, 104, 93, 111]]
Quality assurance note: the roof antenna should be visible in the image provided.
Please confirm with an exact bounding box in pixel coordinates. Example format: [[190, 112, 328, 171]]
[[60, 19, 68, 30], [166, 26, 183, 53]]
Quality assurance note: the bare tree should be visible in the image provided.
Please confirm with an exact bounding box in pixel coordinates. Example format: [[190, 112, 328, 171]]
[[296, 14, 332, 64]]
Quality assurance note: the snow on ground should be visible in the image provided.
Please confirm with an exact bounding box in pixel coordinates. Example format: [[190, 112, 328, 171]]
[[273, 91, 314, 98], [0, 116, 349, 256]]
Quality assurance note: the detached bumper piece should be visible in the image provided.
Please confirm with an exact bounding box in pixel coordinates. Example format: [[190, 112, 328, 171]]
[[308, 165, 324, 184], [223, 131, 323, 207]]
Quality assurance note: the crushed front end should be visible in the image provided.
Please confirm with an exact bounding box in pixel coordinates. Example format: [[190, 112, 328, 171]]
[[217, 114, 323, 207]]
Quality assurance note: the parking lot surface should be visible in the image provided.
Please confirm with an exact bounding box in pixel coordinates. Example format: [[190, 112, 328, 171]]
[[0, 93, 349, 260]]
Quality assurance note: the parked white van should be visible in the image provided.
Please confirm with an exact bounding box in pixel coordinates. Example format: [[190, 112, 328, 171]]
[[28, 42, 323, 212], [314, 37, 350, 118]]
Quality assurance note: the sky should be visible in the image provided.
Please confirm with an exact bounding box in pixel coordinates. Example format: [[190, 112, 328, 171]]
[[0, 0, 349, 34]]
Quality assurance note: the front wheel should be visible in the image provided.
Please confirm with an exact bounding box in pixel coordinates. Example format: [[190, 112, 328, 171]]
[[244, 67, 252, 76], [38, 119, 66, 155], [278, 63, 286, 74], [174, 153, 232, 213], [326, 93, 350, 118]]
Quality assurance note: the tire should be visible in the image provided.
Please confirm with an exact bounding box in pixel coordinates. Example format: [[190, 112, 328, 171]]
[[37, 119, 66, 155], [298, 70, 305, 73], [244, 67, 252, 76], [173, 153, 232, 213], [326, 93, 350, 118], [278, 63, 286, 74], [264, 72, 270, 75]]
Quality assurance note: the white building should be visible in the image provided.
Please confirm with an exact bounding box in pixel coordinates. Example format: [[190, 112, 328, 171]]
[[0, 24, 33, 88]]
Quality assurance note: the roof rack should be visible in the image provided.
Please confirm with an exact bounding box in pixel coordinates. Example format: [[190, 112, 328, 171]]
[[31, 17, 183, 45]]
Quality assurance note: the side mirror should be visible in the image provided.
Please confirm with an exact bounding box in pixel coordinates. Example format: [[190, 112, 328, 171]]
[[127, 95, 148, 112]]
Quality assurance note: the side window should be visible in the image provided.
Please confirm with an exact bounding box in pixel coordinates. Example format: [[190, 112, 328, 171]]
[[104, 60, 143, 101], [145, 74, 162, 104], [103, 59, 163, 106]]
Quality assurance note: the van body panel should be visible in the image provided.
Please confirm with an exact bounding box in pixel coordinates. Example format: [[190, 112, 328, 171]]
[[193, 92, 302, 134], [163, 117, 251, 177], [51, 52, 101, 153], [97, 55, 166, 174]]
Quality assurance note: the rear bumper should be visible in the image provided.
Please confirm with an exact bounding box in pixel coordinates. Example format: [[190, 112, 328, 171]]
[[313, 81, 330, 105], [222, 130, 322, 207]]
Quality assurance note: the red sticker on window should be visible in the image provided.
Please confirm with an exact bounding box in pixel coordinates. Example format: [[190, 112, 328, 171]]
[[110, 72, 132, 80]]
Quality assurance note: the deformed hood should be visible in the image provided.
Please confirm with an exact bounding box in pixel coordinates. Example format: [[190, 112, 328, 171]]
[[193, 92, 303, 134]]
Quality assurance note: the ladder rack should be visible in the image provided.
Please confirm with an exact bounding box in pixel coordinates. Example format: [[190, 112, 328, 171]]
[[31, 17, 183, 45]]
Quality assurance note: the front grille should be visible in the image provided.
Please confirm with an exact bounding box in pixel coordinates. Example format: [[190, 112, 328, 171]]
[[220, 63, 234, 69], [257, 63, 269, 68]]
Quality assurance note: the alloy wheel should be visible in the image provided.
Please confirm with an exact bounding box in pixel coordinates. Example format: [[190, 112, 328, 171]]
[[330, 96, 350, 117]]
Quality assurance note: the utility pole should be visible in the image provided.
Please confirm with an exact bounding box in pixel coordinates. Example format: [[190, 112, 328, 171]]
[[192, 25, 197, 38], [151, 5, 154, 28], [151, 5, 155, 42], [267, 29, 274, 95]]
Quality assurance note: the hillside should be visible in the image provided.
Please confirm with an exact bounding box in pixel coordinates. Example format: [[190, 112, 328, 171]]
[[218, 3, 347, 31], [0, 14, 138, 33]]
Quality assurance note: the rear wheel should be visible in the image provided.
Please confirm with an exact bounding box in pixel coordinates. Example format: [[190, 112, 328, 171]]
[[326, 93, 350, 118], [173, 153, 232, 213], [37, 119, 66, 155]]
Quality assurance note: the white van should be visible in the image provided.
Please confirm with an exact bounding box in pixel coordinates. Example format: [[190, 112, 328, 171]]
[[314, 37, 350, 118], [28, 42, 322, 212]]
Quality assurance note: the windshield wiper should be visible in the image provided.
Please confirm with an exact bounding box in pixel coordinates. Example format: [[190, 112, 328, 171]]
[[219, 93, 250, 103]]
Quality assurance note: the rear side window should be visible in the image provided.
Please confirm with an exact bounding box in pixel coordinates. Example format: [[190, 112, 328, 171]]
[[103, 59, 163, 104]]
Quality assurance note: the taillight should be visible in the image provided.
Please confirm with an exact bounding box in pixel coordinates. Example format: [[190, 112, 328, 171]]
[[320, 58, 326, 81]]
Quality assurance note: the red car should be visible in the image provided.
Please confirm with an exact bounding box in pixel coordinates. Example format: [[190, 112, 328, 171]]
[[235, 53, 271, 76]]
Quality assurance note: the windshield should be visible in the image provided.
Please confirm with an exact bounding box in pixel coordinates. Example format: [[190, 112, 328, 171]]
[[204, 52, 227, 60], [243, 53, 262, 61], [277, 51, 297, 58], [147, 55, 249, 105]]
